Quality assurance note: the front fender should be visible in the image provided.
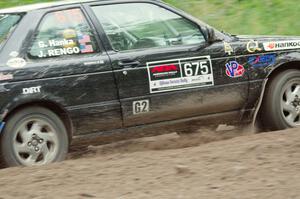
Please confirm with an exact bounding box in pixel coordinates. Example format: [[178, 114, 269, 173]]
[[251, 51, 300, 126], [267, 51, 300, 77]]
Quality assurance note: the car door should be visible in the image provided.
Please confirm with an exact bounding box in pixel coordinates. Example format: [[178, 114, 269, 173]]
[[87, 2, 249, 127], [22, 7, 123, 135]]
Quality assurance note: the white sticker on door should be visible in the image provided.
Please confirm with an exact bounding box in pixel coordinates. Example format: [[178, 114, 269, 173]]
[[133, 100, 150, 115], [147, 56, 214, 93], [263, 40, 300, 51]]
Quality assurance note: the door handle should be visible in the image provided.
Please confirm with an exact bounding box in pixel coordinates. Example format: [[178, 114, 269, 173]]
[[118, 60, 140, 68]]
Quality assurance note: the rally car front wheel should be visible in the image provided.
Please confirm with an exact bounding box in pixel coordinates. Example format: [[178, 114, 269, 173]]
[[262, 69, 300, 130], [0, 107, 69, 167]]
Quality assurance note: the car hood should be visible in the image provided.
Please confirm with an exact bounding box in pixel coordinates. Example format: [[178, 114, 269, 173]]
[[235, 35, 300, 41]]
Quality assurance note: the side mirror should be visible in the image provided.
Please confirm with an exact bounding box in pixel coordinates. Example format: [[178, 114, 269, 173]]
[[206, 27, 216, 44], [189, 27, 218, 52]]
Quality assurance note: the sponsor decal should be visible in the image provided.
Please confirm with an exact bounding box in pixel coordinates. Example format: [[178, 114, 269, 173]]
[[150, 64, 179, 78], [22, 86, 41, 95], [133, 100, 150, 115], [147, 56, 214, 93], [247, 40, 262, 53], [9, 51, 19, 57], [83, 60, 105, 66], [225, 61, 245, 78], [6, 57, 26, 68], [263, 40, 300, 51], [0, 122, 5, 133], [224, 42, 233, 55], [248, 54, 276, 68], [0, 73, 13, 81]]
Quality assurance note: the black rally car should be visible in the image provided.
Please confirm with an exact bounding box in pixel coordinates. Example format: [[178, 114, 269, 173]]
[[0, 0, 299, 167]]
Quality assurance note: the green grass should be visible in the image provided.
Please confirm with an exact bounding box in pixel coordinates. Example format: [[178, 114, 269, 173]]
[[0, 0, 56, 9], [164, 0, 300, 36], [1, 0, 299, 36]]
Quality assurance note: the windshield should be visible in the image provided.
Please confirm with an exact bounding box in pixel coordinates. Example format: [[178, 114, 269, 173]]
[[0, 14, 22, 48]]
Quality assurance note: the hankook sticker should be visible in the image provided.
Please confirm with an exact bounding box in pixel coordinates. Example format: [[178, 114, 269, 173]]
[[263, 40, 300, 51], [147, 56, 214, 93]]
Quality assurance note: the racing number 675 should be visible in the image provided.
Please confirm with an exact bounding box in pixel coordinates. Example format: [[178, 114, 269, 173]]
[[183, 61, 209, 77]]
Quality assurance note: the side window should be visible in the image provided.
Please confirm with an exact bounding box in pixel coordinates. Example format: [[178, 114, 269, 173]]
[[29, 8, 98, 59], [91, 3, 205, 52]]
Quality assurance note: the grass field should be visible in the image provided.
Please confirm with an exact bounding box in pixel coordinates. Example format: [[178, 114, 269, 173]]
[[1, 0, 299, 36], [0, 0, 54, 9]]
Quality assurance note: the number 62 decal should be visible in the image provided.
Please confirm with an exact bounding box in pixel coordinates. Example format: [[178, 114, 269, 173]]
[[133, 100, 150, 115]]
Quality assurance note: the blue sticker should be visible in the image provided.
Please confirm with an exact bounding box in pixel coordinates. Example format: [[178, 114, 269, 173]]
[[248, 54, 276, 68], [0, 122, 5, 133]]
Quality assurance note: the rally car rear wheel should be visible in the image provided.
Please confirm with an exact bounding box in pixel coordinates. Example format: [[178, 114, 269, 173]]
[[0, 107, 68, 167], [262, 69, 300, 130]]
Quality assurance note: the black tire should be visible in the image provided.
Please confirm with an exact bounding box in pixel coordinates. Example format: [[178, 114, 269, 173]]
[[0, 106, 69, 167], [262, 69, 300, 130]]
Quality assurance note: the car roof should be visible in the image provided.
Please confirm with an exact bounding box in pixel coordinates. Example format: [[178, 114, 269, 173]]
[[0, 0, 159, 13], [0, 0, 92, 13]]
